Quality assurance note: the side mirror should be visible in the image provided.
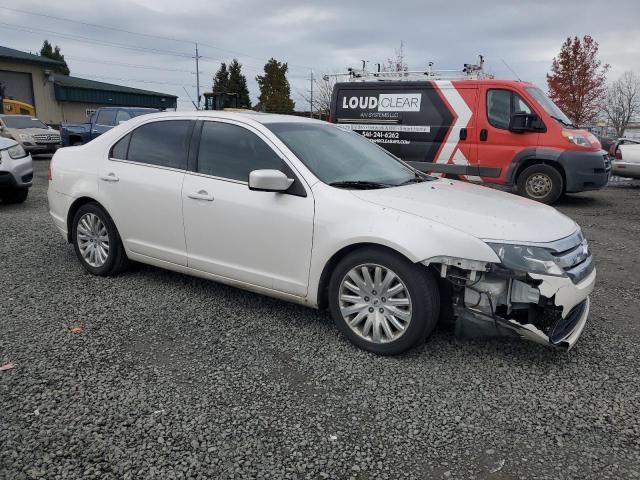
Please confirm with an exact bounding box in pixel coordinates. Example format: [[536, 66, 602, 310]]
[[509, 113, 544, 133], [248, 169, 294, 192]]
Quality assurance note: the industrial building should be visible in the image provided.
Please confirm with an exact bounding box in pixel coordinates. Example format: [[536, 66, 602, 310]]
[[0, 45, 177, 126]]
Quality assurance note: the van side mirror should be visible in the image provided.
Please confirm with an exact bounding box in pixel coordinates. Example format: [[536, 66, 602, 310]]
[[248, 169, 294, 192], [509, 113, 544, 133]]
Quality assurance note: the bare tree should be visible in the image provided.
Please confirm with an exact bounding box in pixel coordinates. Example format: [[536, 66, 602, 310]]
[[300, 74, 336, 118], [383, 40, 408, 72], [602, 71, 640, 137]]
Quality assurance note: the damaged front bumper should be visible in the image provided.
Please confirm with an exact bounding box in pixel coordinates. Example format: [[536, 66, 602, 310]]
[[430, 231, 596, 350]]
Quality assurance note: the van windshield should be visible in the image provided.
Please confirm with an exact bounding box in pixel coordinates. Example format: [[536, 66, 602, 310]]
[[525, 87, 574, 127], [266, 122, 429, 188]]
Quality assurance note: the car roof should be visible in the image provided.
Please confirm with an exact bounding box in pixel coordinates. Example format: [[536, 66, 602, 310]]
[[135, 110, 324, 126]]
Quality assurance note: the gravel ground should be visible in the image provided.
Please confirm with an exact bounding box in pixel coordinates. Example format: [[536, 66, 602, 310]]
[[1, 161, 639, 480]]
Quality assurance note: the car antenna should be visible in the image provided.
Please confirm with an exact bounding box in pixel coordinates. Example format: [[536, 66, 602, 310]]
[[500, 58, 521, 81]]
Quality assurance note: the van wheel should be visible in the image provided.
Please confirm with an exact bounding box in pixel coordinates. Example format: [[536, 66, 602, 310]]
[[328, 247, 440, 355], [517, 164, 563, 204], [72, 203, 128, 276]]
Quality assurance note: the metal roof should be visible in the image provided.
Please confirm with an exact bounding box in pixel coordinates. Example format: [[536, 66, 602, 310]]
[[53, 75, 177, 109], [0, 45, 65, 67]]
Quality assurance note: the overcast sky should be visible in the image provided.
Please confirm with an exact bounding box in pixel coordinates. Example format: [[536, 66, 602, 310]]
[[1, 0, 638, 111]]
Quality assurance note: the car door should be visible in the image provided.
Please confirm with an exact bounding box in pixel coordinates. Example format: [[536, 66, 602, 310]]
[[99, 119, 194, 266], [182, 120, 314, 297], [476, 87, 541, 184]]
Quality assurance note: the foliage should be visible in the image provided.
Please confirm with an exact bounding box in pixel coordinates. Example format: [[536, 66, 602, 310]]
[[227, 59, 251, 108], [40, 40, 70, 75], [546, 35, 609, 126], [255, 58, 295, 113]]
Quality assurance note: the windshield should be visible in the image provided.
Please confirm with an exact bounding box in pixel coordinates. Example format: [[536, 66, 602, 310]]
[[525, 87, 573, 126], [2, 116, 48, 129], [266, 123, 424, 187]]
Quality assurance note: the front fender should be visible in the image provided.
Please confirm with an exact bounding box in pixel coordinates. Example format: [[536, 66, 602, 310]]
[[306, 184, 500, 306]]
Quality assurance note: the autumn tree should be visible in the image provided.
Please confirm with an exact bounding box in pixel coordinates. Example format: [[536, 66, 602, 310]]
[[546, 35, 609, 126], [227, 59, 251, 108], [40, 40, 70, 75], [256, 58, 294, 113], [602, 71, 640, 138]]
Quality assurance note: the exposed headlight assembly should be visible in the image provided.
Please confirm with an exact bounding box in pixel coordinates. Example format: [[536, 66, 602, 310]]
[[7, 144, 27, 159], [487, 243, 566, 277]]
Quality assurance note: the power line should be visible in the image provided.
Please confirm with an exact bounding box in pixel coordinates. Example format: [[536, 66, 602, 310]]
[[64, 55, 196, 73], [0, 5, 313, 70], [0, 22, 193, 58], [0, 5, 195, 44]]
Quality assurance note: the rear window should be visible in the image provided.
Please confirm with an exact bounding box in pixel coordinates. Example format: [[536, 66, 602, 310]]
[[95, 110, 117, 127], [111, 120, 192, 170]]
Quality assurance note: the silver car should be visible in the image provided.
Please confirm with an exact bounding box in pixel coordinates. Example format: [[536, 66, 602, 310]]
[[0, 136, 32, 203], [0, 115, 61, 156]]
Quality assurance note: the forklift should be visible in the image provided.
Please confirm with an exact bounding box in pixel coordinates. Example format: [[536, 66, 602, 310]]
[[202, 92, 245, 111]]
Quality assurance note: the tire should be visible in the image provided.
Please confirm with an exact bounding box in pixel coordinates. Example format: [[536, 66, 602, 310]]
[[516, 163, 563, 204], [328, 247, 440, 355], [1, 188, 28, 204], [71, 203, 128, 276]]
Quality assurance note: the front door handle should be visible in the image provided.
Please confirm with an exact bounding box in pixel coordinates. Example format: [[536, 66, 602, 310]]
[[187, 190, 214, 201], [459, 128, 467, 141], [480, 129, 488, 141], [100, 173, 119, 182]]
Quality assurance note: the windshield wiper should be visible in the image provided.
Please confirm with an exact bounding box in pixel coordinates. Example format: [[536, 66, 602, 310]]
[[399, 172, 434, 185], [550, 115, 577, 128], [329, 180, 393, 190]]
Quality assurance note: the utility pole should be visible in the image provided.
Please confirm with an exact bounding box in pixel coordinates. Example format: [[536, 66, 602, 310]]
[[194, 43, 202, 110], [310, 69, 314, 118]]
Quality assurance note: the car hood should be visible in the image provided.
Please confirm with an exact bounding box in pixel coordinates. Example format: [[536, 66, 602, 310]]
[[7, 127, 59, 136], [0, 136, 18, 149], [352, 179, 578, 243]]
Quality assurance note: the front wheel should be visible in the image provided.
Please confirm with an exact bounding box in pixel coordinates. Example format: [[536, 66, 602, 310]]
[[517, 164, 563, 204], [72, 203, 128, 276], [328, 247, 440, 355]]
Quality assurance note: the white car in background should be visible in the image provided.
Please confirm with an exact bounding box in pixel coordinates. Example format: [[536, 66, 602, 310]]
[[48, 112, 595, 354], [611, 138, 640, 179]]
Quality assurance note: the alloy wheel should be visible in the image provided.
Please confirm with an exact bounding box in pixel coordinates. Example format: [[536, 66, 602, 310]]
[[338, 264, 413, 344], [77, 213, 110, 267]]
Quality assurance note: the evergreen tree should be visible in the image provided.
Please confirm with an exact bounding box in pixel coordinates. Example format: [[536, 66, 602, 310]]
[[40, 40, 70, 75], [212, 62, 229, 94], [255, 58, 294, 113], [227, 59, 251, 108]]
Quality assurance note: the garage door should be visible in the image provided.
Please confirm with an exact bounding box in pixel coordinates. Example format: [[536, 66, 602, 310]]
[[0, 70, 34, 106]]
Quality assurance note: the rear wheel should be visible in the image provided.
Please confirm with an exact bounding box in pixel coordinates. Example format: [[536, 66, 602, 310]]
[[328, 247, 439, 355], [517, 163, 563, 204], [72, 203, 128, 276], [1, 188, 28, 204]]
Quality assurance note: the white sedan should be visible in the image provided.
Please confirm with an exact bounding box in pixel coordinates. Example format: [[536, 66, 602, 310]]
[[48, 112, 595, 354]]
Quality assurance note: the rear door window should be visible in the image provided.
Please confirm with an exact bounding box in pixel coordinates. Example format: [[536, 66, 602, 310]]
[[115, 110, 133, 125], [95, 110, 117, 127], [124, 120, 192, 170]]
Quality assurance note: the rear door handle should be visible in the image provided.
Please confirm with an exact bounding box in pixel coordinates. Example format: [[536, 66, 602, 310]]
[[100, 173, 119, 182], [480, 129, 488, 141], [459, 128, 467, 141], [187, 190, 214, 201]]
